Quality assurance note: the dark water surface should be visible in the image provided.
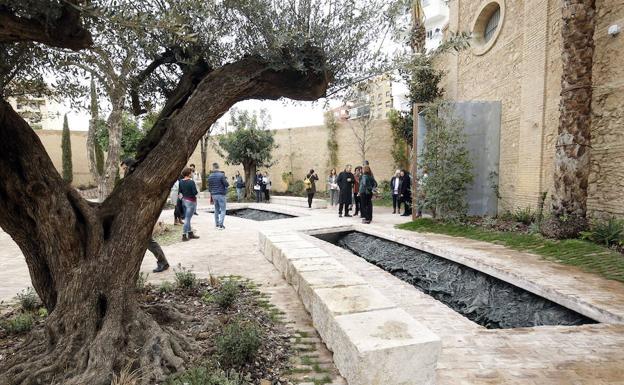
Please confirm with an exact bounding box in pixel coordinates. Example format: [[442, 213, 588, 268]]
[[314, 231, 597, 329], [226, 208, 295, 221]]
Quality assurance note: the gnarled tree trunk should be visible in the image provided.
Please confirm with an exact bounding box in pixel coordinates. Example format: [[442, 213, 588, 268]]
[[545, 0, 596, 238], [0, 54, 329, 385]]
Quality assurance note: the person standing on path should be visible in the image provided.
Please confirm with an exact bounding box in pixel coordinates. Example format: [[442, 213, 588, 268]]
[[254, 171, 264, 203], [233, 171, 245, 202], [327, 168, 339, 206], [390, 170, 402, 214], [208, 162, 229, 229], [179, 167, 200, 241], [336, 165, 355, 217], [304, 169, 319, 209], [262, 171, 271, 202], [400, 169, 413, 217], [352, 166, 362, 217], [359, 165, 377, 224], [120, 158, 170, 273]]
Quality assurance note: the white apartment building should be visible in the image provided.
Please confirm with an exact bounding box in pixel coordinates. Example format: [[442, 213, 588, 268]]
[[8, 95, 64, 130], [422, 0, 450, 51]]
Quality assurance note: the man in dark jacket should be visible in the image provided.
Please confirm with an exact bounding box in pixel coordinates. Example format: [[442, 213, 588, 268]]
[[399, 169, 412, 217], [208, 162, 229, 229], [120, 158, 170, 273], [336, 164, 355, 217]]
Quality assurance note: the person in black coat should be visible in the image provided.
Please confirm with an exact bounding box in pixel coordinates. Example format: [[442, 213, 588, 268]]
[[254, 171, 265, 203], [399, 169, 412, 216], [390, 170, 402, 214], [336, 164, 355, 217]]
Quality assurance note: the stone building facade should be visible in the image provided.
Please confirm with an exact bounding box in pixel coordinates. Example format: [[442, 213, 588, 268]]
[[440, 0, 624, 218], [188, 119, 396, 192]]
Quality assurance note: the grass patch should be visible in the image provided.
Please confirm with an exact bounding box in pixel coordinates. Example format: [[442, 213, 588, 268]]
[[398, 218, 624, 282]]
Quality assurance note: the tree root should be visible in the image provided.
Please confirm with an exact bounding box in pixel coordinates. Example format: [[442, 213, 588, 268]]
[[0, 303, 199, 385]]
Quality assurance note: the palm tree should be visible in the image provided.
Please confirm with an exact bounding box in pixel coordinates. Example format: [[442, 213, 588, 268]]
[[545, 0, 597, 238]]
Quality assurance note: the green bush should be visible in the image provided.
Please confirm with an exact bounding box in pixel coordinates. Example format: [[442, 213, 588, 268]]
[[174, 264, 197, 289], [136, 272, 149, 290], [227, 187, 238, 202], [166, 367, 248, 385], [513, 207, 536, 225], [581, 218, 624, 247], [159, 281, 175, 294], [2, 313, 34, 334], [216, 319, 262, 368], [289, 180, 305, 196], [214, 280, 240, 309], [16, 287, 40, 311]]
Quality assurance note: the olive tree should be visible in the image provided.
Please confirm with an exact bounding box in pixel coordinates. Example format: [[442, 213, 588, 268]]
[[216, 108, 276, 197], [0, 0, 400, 384]]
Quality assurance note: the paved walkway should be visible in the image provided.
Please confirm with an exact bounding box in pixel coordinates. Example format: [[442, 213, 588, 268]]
[[2, 200, 624, 384]]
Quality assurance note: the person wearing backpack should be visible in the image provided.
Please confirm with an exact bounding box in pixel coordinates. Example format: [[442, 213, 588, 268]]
[[359, 165, 377, 224], [304, 169, 319, 209]]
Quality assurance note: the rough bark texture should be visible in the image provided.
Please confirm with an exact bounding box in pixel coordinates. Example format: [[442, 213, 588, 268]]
[[0, 52, 329, 384], [545, 0, 596, 238]]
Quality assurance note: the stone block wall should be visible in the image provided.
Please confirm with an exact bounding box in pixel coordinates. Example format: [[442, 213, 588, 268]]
[[36, 130, 93, 186], [188, 119, 396, 192], [445, 0, 624, 218]]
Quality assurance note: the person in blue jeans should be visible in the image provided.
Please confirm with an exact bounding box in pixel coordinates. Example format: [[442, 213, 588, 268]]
[[208, 162, 229, 229], [179, 167, 200, 241]]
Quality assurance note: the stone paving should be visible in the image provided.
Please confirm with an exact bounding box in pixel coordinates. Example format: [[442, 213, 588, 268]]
[[2, 199, 624, 384]]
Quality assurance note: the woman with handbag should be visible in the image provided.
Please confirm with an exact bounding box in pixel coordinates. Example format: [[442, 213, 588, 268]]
[[359, 165, 377, 224]]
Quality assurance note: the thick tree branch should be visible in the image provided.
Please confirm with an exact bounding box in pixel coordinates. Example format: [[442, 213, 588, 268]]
[[0, 2, 92, 50], [130, 49, 180, 115]]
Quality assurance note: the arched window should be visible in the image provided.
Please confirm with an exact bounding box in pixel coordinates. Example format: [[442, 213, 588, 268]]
[[484, 6, 501, 43]]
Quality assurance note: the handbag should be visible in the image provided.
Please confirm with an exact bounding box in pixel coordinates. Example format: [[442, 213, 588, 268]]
[[253, 184, 261, 191]]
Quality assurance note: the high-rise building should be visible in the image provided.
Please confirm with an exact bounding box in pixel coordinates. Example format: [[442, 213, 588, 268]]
[[422, 0, 450, 51], [333, 75, 393, 121], [8, 95, 63, 130]]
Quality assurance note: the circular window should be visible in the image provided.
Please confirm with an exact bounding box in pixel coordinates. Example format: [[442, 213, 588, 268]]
[[472, 1, 505, 56]]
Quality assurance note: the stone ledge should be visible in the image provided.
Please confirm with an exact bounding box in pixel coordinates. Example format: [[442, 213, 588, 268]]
[[259, 230, 442, 385], [270, 195, 328, 209]]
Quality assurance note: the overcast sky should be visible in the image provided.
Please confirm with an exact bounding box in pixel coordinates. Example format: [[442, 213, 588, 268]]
[[61, 80, 409, 132]]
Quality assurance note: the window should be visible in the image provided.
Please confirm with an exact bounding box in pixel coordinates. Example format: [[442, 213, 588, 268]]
[[385, 91, 391, 97], [426, 30, 433, 39], [471, 1, 505, 56], [385, 101, 392, 107], [484, 7, 500, 43]]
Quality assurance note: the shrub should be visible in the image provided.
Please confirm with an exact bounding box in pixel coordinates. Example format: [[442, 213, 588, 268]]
[[159, 281, 175, 294], [16, 287, 40, 311], [214, 280, 240, 309], [216, 319, 262, 368], [166, 367, 247, 385], [289, 180, 305, 196], [38, 308, 48, 318], [227, 187, 238, 202], [136, 272, 149, 291], [2, 313, 34, 334], [513, 207, 535, 225], [581, 218, 624, 247], [174, 264, 197, 289]]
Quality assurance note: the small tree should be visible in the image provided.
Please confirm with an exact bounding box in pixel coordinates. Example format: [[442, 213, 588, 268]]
[[418, 102, 473, 218], [325, 111, 339, 169], [61, 114, 73, 183], [388, 109, 412, 170], [96, 113, 146, 160], [216, 109, 277, 197]]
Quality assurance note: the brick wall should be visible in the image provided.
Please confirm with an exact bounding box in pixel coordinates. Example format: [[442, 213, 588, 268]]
[[445, 0, 624, 218], [188, 119, 396, 192]]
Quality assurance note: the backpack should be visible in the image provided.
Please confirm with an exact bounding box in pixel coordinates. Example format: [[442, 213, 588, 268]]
[[303, 177, 312, 189]]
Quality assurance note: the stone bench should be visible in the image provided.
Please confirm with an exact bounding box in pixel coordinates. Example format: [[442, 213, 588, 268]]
[[269, 195, 327, 209], [259, 230, 442, 385]]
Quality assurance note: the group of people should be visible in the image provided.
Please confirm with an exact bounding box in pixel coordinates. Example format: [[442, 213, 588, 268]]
[[390, 169, 413, 217], [305, 163, 378, 224], [253, 171, 272, 203]]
